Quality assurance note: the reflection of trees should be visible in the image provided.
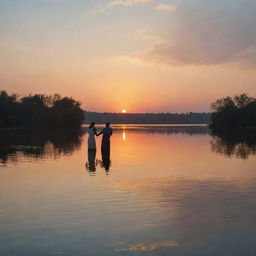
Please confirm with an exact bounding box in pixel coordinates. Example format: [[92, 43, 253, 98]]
[[0, 129, 84, 165], [211, 129, 256, 159]]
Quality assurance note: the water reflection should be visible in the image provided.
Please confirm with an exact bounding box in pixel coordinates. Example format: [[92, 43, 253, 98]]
[[86, 147, 111, 175], [211, 129, 256, 159], [122, 130, 126, 141], [86, 150, 97, 173], [1, 125, 256, 256], [0, 129, 83, 165], [101, 147, 111, 172], [111, 125, 256, 159], [119, 178, 256, 255], [1, 126, 255, 168], [113, 125, 209, 135]]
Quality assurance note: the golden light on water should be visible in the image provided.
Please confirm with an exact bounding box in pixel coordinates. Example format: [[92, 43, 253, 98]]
[[122, 131, 126, 141]]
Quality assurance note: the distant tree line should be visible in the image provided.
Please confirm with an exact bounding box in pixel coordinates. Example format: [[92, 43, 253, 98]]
[[0, 91, 84, 129], [210, 93, 256, 130], [84, 111, 211, 124]]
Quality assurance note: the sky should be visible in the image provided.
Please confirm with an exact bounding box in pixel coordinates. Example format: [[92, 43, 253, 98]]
[[0, 0, 256, 113]]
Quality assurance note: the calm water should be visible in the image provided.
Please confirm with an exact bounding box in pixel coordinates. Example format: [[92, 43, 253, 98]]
[[0, 125, 256, 256]]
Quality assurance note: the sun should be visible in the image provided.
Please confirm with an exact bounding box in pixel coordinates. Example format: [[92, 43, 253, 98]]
[[122, 109, 126, 113]]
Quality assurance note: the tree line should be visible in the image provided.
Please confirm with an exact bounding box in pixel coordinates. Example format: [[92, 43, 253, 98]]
[[210, 93, 256, 130], [0, 91, 84, 129], [84, 111, 211, 124]]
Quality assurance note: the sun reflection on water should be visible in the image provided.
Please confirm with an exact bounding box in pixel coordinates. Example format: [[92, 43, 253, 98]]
[[122, 131, 126, 141]]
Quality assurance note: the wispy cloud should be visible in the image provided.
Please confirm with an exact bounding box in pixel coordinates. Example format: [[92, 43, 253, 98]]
[[133, 0, 256, 67], [153, 3, 176, 11], [109, 0, 150, 6], [85, 0, 150, 15], [85, 0, 177, 15], [84, 6, 106, 15], [136, 28, 167, 44]]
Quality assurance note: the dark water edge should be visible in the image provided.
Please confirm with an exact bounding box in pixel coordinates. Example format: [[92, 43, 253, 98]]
[[0, 128, 84, 165], [1, 125, 255, 166], [210, 127, 256, 159]]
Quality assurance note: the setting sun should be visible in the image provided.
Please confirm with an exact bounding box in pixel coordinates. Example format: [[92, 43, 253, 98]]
[[122, 109, 126, 113]]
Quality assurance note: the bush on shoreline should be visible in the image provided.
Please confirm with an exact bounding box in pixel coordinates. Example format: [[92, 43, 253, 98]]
[[210, 93, 256, 130], [0, 91, 84, 129]]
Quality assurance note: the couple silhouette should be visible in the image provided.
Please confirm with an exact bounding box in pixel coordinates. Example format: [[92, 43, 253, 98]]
[[88, 122, 113, 151], [86, 122, 113, 173]]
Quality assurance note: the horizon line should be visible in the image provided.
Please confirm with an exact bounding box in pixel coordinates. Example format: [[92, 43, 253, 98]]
[[84, 110, 212, 114]]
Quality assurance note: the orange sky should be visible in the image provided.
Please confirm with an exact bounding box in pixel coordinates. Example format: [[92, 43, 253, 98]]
[[1, 0, 256, 113]]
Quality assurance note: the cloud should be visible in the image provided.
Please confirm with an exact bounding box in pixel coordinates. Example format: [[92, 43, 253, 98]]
[[84, 6, 106, 15], [117, 240, 179, 251], [153, 3, 176, 11], [85, 0, 150, 15], [136, 28, 167, 44], [109, 0, 150, 6], [134, 0, 256, 67]]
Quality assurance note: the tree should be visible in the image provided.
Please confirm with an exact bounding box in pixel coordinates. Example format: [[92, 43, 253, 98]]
[[51, 97, 84, 128], [210, 93, 256, 130], [20, 94, 49, 127], [0, 91, 19, 127], [234, 93, 254, 109], [211, 96, 236, 112], [0, 91, 84, 129]]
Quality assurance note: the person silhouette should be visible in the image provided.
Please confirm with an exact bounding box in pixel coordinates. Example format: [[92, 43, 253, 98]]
[[88, 122, 97, 150], [97, 122, 113, 152]]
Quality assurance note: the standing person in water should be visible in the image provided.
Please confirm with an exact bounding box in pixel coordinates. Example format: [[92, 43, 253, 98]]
[[97, 122, 113, 151], [88, 122, 97, 150]]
